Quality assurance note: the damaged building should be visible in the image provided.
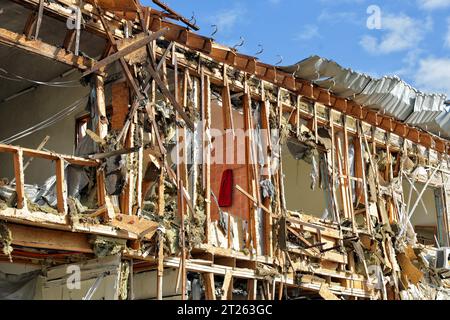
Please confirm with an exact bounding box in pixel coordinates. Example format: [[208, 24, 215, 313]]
[[0, 0, 449, 300]]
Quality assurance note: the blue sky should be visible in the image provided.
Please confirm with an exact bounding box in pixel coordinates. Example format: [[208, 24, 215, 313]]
[[142, 0, 450, 96]]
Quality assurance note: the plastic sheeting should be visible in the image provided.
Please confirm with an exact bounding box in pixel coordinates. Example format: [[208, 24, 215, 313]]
[[0, 270, 40, 300], [281, 55, 450, 137]]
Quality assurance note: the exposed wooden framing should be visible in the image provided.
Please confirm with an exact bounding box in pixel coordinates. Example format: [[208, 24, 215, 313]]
[[9, 223, 93, 253], [10, 136, 49, 186], [236, 184, 272, 216], [222, 66, 235, 132], [11, 0, 450, 154], [73, 1, 81, 55], [181, 202, 187, 301], [336, 136, 349, 221], [81, 28, 169, 77], [247, 83, 263, 254], [135, 126, 144, 216], [147, 52, 195, 130], [96, 7, 143, 99], [95, 75, 108, 139], [221, 271, 233, 300], [202, 70, 212, 243], [120, 109, 135, 215], [203, 273, 216, 300], [12, 148, 26, 210], [260, 85, 273, 257], [55, 157, 67, 214], [156, 162, 166, 301], [343, 117, 356, 233], [156, 230, 164, 300], [62, 29, 76, 51], [23, 12, 37, 39], [354, 124, 364, 206], [0, 27, 93, 70], [357, 121, 372, 235], [243, 83, 258, 253], [151, 0, 200, 30], [34, 0, 45, 40], [247, 279, 258, 300]]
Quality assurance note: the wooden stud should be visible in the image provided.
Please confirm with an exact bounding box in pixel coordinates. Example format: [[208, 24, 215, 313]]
[[202, 70, 212, 243], [55, 157, 67, 214], [13, 149, 26, 210], [203, 273, 216, 300], [247, 279, 257, 300], [221, 271, 233, 300]]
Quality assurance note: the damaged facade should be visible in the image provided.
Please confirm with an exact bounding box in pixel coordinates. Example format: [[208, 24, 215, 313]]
[[0, 0, 449, 300]]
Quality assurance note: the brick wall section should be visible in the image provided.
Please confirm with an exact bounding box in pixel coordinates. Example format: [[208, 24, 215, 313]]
[[111, 82, 130, 130]]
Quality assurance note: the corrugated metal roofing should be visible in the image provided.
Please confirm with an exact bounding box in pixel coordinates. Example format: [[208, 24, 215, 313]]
[[281, 55, 449, 138]]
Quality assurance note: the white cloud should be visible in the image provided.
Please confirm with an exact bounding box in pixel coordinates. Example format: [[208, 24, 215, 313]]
[[414, 57, 450, 94], [208, 6, 246, 34], [418, 0, 450, 10], [360, 14, 433, 54], [294, 25, 320, 41]]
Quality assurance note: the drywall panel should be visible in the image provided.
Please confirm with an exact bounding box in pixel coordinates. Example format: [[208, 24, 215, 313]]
[[132, 268, 181, 300], [403, 180, 438, 227], [282, 145, 327, 217]]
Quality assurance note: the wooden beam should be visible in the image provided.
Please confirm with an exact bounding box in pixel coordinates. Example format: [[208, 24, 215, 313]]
[[221, 271, 233, 300], [203, 273, 216, 300], [95, 75, 108, 139], [23, 12, 37, 39], [0, 143, 98, 167], [0, 27, 93, 70], [247, 279, 257, 300], [13, 149, 25, 210], [34, 0, 45, 40], [202, 71, 212, 244], [55, 157, 67, 214], [9, 223, 92, 253], [151, 0, 200, 30], [81, 28, 169, 77]]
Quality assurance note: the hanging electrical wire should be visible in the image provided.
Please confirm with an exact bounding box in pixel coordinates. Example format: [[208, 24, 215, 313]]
[[0, 67, 82, 88], [0, 95, 88, 145]]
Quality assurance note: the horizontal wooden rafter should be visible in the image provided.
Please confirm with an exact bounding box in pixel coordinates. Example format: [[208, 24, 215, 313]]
[[0, 27, 94, 70], [0, 143, 99, 166]]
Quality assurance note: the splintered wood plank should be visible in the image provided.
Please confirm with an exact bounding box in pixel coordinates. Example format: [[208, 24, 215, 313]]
[[13, 149, 25, 210], [111, 214, 159, 240], [9, 223, 92, 253], [222, 66, 235, 132], [319, 284, 340, 300], [221, 271, 233, 300], [55, 157, 67, 214]]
